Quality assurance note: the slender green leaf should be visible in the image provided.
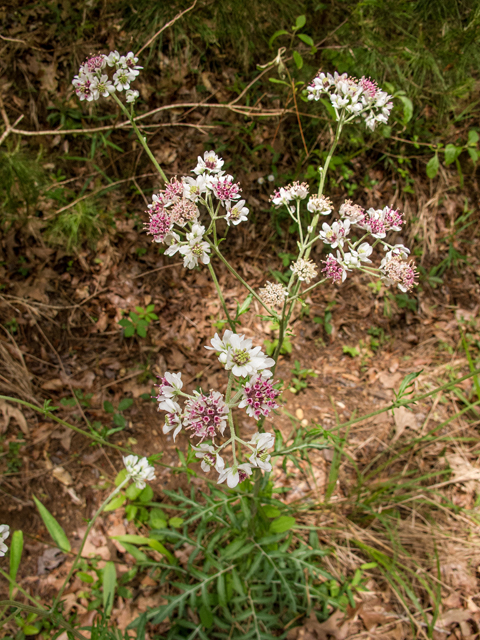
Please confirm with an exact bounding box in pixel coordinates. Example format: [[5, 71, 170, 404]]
[[33, 495, 70, 552], [297, 33, 314, 46], [268, 29, 288, 47], [9, 530, 23, 597], [103, 561, 117, 617]]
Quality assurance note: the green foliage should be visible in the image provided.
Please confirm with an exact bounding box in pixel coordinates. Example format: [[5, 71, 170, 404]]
[[0, 146, 44, 219], [103, 397, 134, 435], [32, 495, 71, 553], [119, 305, 158, 338], [118, 484, 363, 638], [45, 199, 112, 252], [290, 359, 317, 393]]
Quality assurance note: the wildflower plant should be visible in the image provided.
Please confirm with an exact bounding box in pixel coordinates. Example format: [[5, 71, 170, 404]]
[[66, 54, 418, 490]]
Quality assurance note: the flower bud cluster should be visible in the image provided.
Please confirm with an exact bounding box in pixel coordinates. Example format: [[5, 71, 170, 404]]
[[155, 331, 280, 488], [144, 152, 249, 269], [0, 524, 9, 557], [72, 51, 141, 103], [259, 281, 288, 308], [307, 71, 393, 130]]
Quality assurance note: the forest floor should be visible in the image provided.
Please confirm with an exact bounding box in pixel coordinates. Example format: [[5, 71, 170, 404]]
[[1, 203, 480, 639]]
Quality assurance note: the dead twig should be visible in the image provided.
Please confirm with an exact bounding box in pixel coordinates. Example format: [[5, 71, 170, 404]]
[[135, 0, 198, 57]]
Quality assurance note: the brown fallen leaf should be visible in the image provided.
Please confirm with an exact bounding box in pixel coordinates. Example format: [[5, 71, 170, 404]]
[[52, 466, 73, 486], [392, 406, 417, 441], [287, 610, 351, 640], [0, 399, 29, 435]]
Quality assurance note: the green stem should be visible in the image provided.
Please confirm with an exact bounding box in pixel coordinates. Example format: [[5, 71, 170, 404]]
[[52, 477, 129, 609], [288, 277, 328, 302], [0, 569, 46, 610], [207, 240, 277, 318], [335, 367, 480, 433], [0, 396, 132, 455], [207, 262, 236, 332], [111, 93, 167, 183], [0, 601, 87, 640]]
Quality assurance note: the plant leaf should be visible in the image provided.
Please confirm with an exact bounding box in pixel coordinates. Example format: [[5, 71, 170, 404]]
[[426, 154, 439, 178], [118, 398, 134, 412], [33, 496, 70, 552], [270, 516, 296, 533], [297, 33, 314, 46], [295, 15, 306, 29], [293, 50, 303, 69], [268, 29, 288, 48], [9, 530, 23, 597], [102, 561, 117, 617]]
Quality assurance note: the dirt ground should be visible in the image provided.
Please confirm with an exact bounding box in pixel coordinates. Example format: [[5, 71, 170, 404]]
[[1, 205, 480, 638]]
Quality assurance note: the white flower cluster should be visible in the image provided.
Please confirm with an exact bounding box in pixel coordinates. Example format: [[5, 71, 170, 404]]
[[307, 71, 393, 130], [144, 152, 250, 269], [270, 185, 415, 291], [72, 51, 141, 103], [0, 524, 9, 557], [123, 455, 156, 489], [206, 330, 275, 378], [155, 332, 280, 488]]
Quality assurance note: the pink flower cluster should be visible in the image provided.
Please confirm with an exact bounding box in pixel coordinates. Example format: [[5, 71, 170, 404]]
[[238, 375, 281, 420], [322, 255, 346, 283], [183, 391, 229, 443], [307, 71, 393, 130], [72, 51, 141, 103]]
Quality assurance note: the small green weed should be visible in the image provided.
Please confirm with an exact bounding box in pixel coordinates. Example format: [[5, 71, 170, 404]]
[[119, 305, 158, 338], [103, 397, 134, 433], [290, 359, 317, 393]]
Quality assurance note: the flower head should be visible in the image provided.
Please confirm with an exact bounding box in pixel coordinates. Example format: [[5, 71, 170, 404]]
[[192, 444, 225, 473], [179, 224, 211, 268], [170, 198, 199, 226], [286, 181, 309, 200], [307, 70, 393, 130], [145, 208, 173, 243], [206, 331, 274, 378], [322, 254, 347, 283], [156, 372, 183, 402], [320, 220, 350, 248], [0, 524, 10, 557], [248, 432, 275, 471], [123, 455, 156, 489], [380, 254, 418, 292], [217, 463, 253, 488], [291, 258, 318, 284], [239, 375, 280, 420], [307, 195, 332, 215], [259, 281, 287, 308], [184, 390, 229, 443], [183, 176, 208, 202], [225, 199, 249, 225], [210, 175, 241, 203], [193, 151, 224, 175], [270, 187, 293, 208], [160, 399, 183, 441], [339, 200, 365, 223]]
